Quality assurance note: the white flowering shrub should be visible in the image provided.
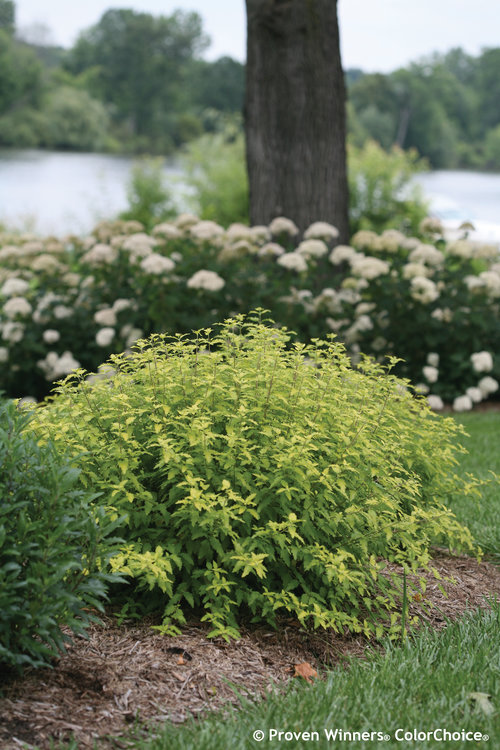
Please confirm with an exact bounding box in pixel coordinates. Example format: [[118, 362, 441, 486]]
[[0, 216, 499, 407]]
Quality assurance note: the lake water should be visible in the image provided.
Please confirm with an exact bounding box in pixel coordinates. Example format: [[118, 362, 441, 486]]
[[0, 149, 186, 236], [0, 149, 499, 236], [414, 170, 500, 224]]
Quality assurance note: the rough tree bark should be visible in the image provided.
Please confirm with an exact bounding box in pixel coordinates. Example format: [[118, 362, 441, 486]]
[[245, 0, 349, 241]]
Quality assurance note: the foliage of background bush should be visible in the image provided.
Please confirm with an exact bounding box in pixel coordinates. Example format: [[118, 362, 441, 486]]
[[347, 140, 428, 234], [118, 157, 178, 231], [32, 316, 478, 640], [181, 115, 249, 227], [0, 398, 121, 672]]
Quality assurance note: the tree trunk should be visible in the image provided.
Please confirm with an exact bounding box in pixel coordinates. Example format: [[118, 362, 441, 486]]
[[245, 0, 349, 241]]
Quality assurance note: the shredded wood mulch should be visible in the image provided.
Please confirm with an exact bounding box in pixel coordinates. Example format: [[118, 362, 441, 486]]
[[1, 551, 499, 750]]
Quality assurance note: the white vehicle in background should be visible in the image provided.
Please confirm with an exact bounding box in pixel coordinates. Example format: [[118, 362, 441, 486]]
[[427, 193, 500, 246]]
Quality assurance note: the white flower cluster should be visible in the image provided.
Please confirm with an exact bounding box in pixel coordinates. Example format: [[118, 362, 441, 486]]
[[279, 287, 314, 312], [427, 394, 444, 410], [3, 297, 32, 318], [355, 302, 376, 317], [453, 395, 473, 412], [447, 239, 474, 259], [218, 241, 253, 262], [351, 230, 379, 251], [120, 324, 143, 348], [151, 222, 182, 240], [451, 373, 498, 412], [313, 288, 342, 315], [32, 254, 64, 273], [408, 243, 444, 267], [329, 245, 359, 265], [53, 305, 73, 320], [269, 216, 299, 237], [344, 314, 373, 343], [122, 233, 157, 260], [296, 239, 329, 259], [82, 243, 118, 266], [1, 321, 24, 343], [1, 278, 30, 297], [0, 245, 21, 262], [419, 217, 444, 235], [350, 256, 390, 280], [478, 376, 499, 396], [277, 252, 308, 272], [63, 272, 81, 287], [43, 329, 60, 344], [37, 350, 81, 381], [402, 262, 431, 280], [112, 298, 134, 314], [190, 221, 226, 243], [303, 221, 339, 241], [431, 307, 453, 323], [94, 308, 117, 327], [478, 271, 500, 297], [249, 225, 272, 243], [410, 276, 439, 304], [379, 229, 405, 253], [96, 327, 115, 347], [466, 386, 483, 403], [225, 223, 256, 244], [174, 213, 199, 229], [422, 365, 439, 383], [187, 269, 225, 291], [471, 351, 493, 373], [258, 242, 285, 258], [140, 253, 176, 275]]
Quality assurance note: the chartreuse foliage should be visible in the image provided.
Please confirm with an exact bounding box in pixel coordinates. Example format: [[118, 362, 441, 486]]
[[31, 314, 480, 641], [0, 398, 122, 672]]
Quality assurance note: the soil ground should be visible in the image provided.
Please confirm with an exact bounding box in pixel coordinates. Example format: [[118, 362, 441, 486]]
[[1, 551, 499, 750]]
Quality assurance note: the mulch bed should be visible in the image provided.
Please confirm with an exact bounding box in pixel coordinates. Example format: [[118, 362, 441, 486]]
[[1, 551, 499, 750]]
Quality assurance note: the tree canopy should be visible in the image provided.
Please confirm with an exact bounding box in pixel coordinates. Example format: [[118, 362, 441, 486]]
[[348, 47, 500, 169], [0, 0, 499, 171], [0, 3, 244, 154]]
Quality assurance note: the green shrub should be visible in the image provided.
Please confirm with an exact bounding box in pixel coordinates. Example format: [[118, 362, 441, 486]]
[[42, 86, 110, 151], [0, 398, 121, 672], [348, 140, 429, 234], [181, 115, 249, 226], [118, 157, 178, 230], [32, 315, 478, 641]]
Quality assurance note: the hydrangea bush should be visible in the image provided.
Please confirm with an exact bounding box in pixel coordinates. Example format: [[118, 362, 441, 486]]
[[31, 316, 480, 640], [0, 214, 498, 408]]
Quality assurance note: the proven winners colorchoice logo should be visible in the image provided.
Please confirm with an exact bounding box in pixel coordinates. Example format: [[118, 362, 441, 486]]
[[252, 728, 489, 743]]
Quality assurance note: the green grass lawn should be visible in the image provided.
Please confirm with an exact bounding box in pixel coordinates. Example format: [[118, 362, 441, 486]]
[[450, 412, 500, 561], [44, 412, 500, 750], [121, 604, 499, 750]]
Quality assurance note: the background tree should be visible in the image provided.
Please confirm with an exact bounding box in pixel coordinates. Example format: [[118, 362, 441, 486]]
[[65, 9, 209, 152], [186, 56, 245, 116], [244, 0, 349, 240], [0, 0, 14, 35]]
